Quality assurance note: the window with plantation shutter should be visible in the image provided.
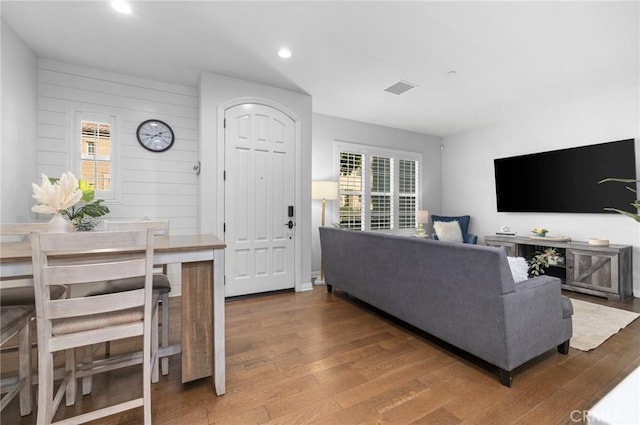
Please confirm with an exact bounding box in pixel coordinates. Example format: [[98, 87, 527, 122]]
[[398, 159, 418, 229], [81, 120, 111, 192], [335, 142, 422, 232], [75, 111, 118, 200], [339, 152, 364, 230], [370, 156, 392, 229]]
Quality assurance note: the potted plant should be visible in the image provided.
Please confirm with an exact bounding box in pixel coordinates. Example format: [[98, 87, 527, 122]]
[[531, 227, 549, 237], [599, 178, 640, 222], [61, 179, 110, 231], [33, 173, 110, 231], [528, 247, 559, 277]]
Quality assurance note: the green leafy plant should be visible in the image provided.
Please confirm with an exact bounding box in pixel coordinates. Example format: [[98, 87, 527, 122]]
[[528, 247, 559, 277], [598, 178, 640, 222], [52, 178, 110, 230]]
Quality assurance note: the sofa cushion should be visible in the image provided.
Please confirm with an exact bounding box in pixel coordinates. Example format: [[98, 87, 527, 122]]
[[433, 220, 463, 243], [507, 256, 529, 283]]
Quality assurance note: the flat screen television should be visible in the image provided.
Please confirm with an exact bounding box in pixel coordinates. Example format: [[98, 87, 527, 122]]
[[494, 139, 637, 213]]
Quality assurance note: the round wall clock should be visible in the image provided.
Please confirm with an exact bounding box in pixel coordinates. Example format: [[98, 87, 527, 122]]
[[136, 119, 174, 152]]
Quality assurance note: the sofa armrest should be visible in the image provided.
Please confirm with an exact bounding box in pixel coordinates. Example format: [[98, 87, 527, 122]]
[[501, 275, 571, 370]]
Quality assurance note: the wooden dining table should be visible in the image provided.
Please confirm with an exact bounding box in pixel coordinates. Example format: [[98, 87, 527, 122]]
[[0, 234, 227, 396]]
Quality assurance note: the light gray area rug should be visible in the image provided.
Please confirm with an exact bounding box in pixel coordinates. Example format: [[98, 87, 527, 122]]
[[570, 298, 640, 351]]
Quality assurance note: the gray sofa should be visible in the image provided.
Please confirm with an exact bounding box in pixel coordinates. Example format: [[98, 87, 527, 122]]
[[319, 227, 573, 386]]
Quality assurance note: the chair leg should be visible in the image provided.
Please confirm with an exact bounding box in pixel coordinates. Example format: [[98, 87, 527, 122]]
[[143, 318, 153, 425], [161, 293, 169, 376], [37, 351, 54, 425], [65, 349, 76, 406], [151, 305, 159, 383], [82, 346, 93, 395], [17, 319, 32, 416]]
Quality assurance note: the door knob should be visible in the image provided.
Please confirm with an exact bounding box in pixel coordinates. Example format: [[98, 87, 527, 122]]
[[285, 220, 295, 229]]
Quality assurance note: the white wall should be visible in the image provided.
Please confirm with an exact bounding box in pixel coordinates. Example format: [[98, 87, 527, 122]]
[[199, 72, 313, 291], [35, 59, 200, 234], [442, 84, 640, 294], [311, 113, 442, 275], [1, 21, 37, 223]]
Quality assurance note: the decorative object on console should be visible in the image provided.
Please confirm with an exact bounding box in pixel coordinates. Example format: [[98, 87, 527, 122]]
[[415, 210, 430, 237], [431, 214, 478, 244], [531, 227, 548, 237], [312, 180, 339, 283], [588, 238, 610, 246], [497, 225, 515, 236]]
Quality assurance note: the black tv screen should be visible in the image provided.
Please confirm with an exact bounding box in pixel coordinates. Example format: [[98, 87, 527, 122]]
[[494, 139, 637, 213]]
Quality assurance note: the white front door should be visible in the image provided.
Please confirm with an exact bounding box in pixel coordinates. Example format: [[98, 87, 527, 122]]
[[224, 104, 296, 297]]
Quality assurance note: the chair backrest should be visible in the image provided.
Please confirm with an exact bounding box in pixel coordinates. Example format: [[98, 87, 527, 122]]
[[0, 223, 48, 242], [1, 223, 49, 288], [104, 219, 170, 236], [30, 229, 154, 351]]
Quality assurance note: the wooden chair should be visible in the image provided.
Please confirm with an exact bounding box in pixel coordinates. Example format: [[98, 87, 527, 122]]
[[0, 223, 67, 306], [101, 219, 172, 377], [0, 305, 33, 416], [0, 222, 66, 418], [31, 229, 157, 424]]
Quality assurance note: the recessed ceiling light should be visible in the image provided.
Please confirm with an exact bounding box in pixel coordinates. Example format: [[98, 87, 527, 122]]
[[111, 1, 132, 14], [278, 48, 292, 59]]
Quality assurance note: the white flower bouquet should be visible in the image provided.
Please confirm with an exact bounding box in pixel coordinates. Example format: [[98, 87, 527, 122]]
[[32, 171, 110, 230], [31, 172, 83, 214]]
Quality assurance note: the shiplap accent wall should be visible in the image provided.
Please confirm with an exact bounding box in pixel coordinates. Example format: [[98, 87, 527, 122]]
[[36, 59, 200, 235]]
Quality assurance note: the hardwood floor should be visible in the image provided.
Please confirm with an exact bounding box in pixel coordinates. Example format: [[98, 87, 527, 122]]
[[2, 287, 639, 424]]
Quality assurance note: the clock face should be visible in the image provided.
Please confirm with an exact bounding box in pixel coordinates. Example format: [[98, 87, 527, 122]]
[[136, 119, 174, 152]]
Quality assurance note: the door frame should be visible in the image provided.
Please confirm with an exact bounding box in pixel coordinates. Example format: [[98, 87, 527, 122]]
[[216, 97, 306, 292]]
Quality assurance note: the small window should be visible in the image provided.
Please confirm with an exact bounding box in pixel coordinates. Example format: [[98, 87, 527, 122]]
[[76, 112, 117, 200], [86, 141, 96, 156]]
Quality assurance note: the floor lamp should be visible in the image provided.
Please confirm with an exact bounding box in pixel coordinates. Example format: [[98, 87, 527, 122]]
[[312, 180, 338, 284]]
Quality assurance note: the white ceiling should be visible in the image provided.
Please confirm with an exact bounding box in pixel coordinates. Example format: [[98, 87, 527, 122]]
[[2, 1, 638, 137]]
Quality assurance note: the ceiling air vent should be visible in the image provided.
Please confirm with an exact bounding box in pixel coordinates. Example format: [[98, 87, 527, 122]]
[[384, 80, 417, 95]]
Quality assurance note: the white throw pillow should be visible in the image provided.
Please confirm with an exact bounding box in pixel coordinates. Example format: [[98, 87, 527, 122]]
[[433, 220, 463, 243], [507, 256, 529, 283]]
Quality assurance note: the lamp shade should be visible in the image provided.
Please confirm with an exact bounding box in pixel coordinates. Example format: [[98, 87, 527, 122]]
[[312, 181, 338, 200], [416, 210, 430, 224]]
